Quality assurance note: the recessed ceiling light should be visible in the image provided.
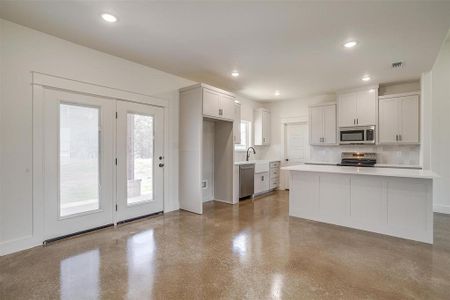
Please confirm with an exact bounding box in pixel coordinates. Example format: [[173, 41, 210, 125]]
[[369, 89, 375, 93], [362, 75, 371, 82], [344, 41, 358, 48], [231, 71, 240, 77], [234, 100, 240, 104], [101, 13, 118, 23], [274, 90, 280, 96]]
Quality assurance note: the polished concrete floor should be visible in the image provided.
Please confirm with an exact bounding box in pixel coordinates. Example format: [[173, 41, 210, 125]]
[[1, 191, 450, 299]]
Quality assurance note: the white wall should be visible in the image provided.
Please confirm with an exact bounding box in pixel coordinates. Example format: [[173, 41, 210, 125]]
[[202, 120, 215, 202], [263, 94, 336, 161], [429, 34, 450, 213], [263, 86, 422, 165], [0, 19, 194, 254]]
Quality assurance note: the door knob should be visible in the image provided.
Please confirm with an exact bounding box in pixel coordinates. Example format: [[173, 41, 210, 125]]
[[159, 163, 165, 168]]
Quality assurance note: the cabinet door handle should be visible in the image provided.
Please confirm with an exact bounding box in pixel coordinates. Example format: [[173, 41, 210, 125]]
[[396, 134, 398, 141], [357, 118, 359, 125], [262, 176, 264, 181], [218, 108, 223, 116], [353, 119, 355, 125]]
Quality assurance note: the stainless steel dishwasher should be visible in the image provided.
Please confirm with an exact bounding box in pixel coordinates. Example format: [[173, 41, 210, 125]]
[[239, 164, 255, 199]]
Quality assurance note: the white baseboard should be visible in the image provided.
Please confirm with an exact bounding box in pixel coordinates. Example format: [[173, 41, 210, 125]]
[[434, 204, 450, 214], [0, 235, 41, 256], [213, 198, 234, 205]]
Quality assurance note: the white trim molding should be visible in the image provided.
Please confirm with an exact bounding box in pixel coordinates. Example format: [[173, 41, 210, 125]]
[[32, 72, 168, 107], [0, 72, 172, 256], [434, 204, 450, 214]]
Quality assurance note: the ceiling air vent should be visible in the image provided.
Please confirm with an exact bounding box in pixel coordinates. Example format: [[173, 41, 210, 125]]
[[391, 61, 403, 69]]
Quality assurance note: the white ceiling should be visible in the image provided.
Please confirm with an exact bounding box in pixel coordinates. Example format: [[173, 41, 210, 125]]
[[1, 1, 450, 101]]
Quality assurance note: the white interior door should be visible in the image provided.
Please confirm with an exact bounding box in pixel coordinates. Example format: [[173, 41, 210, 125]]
[[43, 89, 115, 239], [282, 122, 307, 189], [116, 101, 164, 222]]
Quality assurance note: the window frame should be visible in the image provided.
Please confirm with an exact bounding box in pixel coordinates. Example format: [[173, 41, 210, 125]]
[[235, 120, 252, 152]]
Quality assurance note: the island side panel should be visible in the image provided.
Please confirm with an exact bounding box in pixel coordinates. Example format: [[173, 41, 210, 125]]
[[350, 176, 388, 232], [386, 178, 433, 244], [288, 170, 433, 244], [289, 172, 320, 220]]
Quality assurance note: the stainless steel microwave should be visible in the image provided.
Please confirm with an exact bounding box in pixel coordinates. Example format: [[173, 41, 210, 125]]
[[339, 126, 375, 145]]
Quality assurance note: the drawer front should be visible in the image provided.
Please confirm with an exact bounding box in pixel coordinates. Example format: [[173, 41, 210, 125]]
[[270, 161, 280, 168], [270, 169, 279, 177], [270, 179, 279, 189]]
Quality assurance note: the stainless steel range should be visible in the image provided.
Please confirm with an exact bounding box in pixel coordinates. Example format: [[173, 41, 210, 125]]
[[337, 152, 377, 167]]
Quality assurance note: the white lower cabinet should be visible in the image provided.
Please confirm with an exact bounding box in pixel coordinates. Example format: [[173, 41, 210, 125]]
[[269, 161, 280, 190], [289, 171, 433, 243], [254, 172, 270, 194]]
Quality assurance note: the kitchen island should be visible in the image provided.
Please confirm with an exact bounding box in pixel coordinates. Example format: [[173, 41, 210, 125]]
[[282, 164, 435, 243]]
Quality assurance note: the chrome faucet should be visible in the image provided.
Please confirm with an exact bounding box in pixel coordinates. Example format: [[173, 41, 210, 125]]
[[246, 147, 256, 161]]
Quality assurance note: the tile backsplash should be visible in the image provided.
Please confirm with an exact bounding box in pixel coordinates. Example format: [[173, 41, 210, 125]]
[[310, 145, 420, 165]]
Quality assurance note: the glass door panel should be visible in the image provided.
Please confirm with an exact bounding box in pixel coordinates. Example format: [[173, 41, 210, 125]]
[[43, 89, 114, 240], [116, 101, 164, 222], [127, 113, 154, 205], [60, 104, 100, 217]]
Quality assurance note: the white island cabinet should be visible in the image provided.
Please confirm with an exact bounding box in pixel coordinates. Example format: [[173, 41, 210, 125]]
[[283, 165, 435, 243]]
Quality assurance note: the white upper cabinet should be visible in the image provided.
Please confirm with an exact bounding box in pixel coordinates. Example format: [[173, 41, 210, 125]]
[[310, 106, 324, 145], [202, 89, 220, 117], [356, 90, 377, 126], [309, 103, 337, 145], [378, 97, 398, 144], [338, 88, 377, 127], [323, 104, 337, 144], [233, 103, 241, 144], [254, 108, 271, 145], [379, 94, 419, 144], [220, 94, 235, 120], [202, 88, 235, 121], [338, 93, 357, 127]]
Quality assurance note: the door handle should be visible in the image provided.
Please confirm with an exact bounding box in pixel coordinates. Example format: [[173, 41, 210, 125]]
[[159, 163, 165, 168], [219, 108, 223, 116], [357, 118, 359, 125], [396, 134, 398, 141]]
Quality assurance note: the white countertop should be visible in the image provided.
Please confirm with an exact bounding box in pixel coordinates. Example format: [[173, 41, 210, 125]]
[[282, 164, 435, 179], [304, 161, 422, 169], [234, 159, 280, 166]]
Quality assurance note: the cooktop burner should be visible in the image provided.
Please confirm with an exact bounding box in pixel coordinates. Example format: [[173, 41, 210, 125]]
[[338, 152, 377, 167]]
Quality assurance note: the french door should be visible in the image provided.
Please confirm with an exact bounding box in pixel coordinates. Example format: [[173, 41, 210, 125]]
[[42, 88, 164, 240], [116, 101, 164, 222]]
